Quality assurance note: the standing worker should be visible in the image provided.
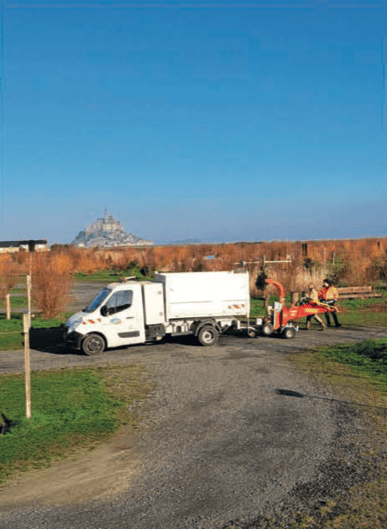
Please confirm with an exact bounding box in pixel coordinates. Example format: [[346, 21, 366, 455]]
[[319, 279, 341, 327], [305, 283, 326, 330]]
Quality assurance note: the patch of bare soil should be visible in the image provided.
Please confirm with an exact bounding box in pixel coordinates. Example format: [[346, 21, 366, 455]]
[[0, 424, 139, 509]]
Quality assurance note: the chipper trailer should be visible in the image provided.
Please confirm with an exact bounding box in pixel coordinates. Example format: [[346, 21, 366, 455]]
[[255, 279, 339, 339], [64, 270, 253, 355]]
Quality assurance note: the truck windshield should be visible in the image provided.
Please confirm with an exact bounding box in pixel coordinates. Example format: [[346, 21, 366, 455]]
[[83, 288, 112, 313]]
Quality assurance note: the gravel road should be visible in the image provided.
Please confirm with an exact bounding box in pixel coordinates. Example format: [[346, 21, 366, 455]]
[[1, 322, 387, 528]]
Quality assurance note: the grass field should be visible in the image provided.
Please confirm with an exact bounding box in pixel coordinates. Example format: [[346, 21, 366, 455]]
[[0, 365, 151, 485], [73, 267, 149, 282]]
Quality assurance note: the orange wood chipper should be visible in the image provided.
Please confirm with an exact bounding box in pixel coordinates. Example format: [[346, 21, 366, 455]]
[[255, 279, 339, 339]]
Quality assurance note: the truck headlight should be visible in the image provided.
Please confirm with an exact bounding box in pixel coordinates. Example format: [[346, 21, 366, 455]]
[[67, 317, 83, 333]]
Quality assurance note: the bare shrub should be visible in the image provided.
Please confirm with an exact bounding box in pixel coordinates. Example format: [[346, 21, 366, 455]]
[[32, 254, 73, 318], [259, 265, 328, 298], [78, 250, 100, 275], [0, 260, 20, 299], [366, 252, 387, 283], [50, 250, 75, 275], [12, 249, 29, 267]]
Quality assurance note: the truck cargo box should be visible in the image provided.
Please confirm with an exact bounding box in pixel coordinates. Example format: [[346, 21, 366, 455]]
[[154, 271, 249, 320]]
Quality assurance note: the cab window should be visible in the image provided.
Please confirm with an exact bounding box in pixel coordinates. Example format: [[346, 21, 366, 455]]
[[106, 290, 133, 315], [84, 288, 112, 313]]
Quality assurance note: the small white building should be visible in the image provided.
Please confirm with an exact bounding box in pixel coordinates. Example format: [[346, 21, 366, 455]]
[[0, 240, 49, 253]]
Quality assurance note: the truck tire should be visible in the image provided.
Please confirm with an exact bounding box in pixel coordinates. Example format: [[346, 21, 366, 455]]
[[262, 322, 273, 336], [283, 326, 296, 339], [81, 333, 106, 356], [197, 326, 219, 346], [247, 327, 256, 338]]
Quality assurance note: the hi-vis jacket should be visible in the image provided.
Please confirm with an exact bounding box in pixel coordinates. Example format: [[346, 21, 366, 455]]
[[306, 288, 319, 303], [319, 286, 338, 301]]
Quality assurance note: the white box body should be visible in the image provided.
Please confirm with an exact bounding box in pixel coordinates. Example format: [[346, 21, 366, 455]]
[[154, 271, 249, 320]]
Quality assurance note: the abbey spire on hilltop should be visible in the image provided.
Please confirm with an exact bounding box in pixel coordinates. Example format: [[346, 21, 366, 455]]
[[71, 210, 153, 248]]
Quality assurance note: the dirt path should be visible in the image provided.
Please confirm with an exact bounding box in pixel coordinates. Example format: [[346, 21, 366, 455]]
[[1, 325, 387, 528], [0, 424, 139, 506]]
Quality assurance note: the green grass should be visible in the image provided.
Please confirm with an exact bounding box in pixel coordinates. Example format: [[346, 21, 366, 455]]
[[316, 338, 387, 383], [286, 339, 387, 529], [73, 266, 150, 282], [0, 296, 28, 308], [0, 365, 151, 485]]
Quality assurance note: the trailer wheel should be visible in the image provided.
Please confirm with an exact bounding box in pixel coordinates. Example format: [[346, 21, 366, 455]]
[[81, 333, 106, 356], [197, 326, 218, 346], [262, 322, 273, 336], [283, 327, 296, 339]]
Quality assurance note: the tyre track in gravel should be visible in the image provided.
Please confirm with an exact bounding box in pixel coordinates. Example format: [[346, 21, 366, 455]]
[[2, 325, 387, 528]]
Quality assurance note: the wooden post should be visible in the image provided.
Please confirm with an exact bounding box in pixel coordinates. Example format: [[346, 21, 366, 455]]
[[26, 274, 32, 328], [264, 293, 269, 312], [6, 293, 11, 320], [23, 313, 31, 419]]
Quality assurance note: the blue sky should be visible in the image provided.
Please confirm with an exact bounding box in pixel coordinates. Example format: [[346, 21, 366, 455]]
[[0, 0, 386, 244]]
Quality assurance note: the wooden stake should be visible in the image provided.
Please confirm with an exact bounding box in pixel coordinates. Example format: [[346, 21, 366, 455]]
[[23, 313, 31, 419], [27, 274, 32, 328], [6, 293, 10, 320], [264, 293, 269, 312]]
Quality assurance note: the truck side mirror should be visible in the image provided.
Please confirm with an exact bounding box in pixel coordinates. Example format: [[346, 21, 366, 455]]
[[100, 305, 108, 317]]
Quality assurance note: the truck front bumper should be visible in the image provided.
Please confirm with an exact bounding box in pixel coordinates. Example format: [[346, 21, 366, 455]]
[[64, 330, 84, 350]]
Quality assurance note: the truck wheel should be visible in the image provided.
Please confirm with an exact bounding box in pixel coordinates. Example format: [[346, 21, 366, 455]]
[[81, 333, 106, 356], [197, 326, 218, 346], [283, 327, 296, 339], [247, 327, 256, 338], [262, 322, 273, 336]]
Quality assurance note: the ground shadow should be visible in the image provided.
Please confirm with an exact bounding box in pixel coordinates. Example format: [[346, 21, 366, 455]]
[[29, 327, 67, 355], [163, 334, 198, 346], [277, 388, 387, 411]]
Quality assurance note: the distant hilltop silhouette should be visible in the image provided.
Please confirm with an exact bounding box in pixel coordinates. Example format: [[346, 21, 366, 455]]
[[72, 210, 153, 248]]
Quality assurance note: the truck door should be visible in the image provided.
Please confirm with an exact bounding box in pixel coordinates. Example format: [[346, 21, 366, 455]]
[[102, 286, 145, 347]]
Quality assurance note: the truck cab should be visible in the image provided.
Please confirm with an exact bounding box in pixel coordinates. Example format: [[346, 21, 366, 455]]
[[65, 281, 151, 354]]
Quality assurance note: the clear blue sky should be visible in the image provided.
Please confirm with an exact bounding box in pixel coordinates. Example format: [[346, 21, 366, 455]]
[[0, 0, 386, 244]]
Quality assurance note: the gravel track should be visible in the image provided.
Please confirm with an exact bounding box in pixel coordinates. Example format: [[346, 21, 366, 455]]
[[1, 324, 387, 528], [1, 281, 387, 528]]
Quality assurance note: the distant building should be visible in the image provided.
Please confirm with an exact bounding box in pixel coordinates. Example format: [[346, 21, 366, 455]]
[[72, 210, 153, 248], [0, 239, 49, 253]]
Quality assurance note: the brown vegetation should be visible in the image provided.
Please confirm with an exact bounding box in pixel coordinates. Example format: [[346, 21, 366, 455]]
[[59, 237, 387, 295], [31, 253, 73, 318], [1, 237, 386, 305], [0, 260, 20, 299]]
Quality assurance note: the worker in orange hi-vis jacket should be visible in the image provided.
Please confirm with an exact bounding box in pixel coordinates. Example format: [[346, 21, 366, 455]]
[[319, 279, 341, 327]]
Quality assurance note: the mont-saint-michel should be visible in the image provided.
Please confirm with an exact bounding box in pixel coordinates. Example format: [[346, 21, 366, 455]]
[[72, 210, 153, 248]]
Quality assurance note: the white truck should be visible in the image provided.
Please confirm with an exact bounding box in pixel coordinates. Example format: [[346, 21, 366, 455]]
[[64, 271, 250, 355]]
